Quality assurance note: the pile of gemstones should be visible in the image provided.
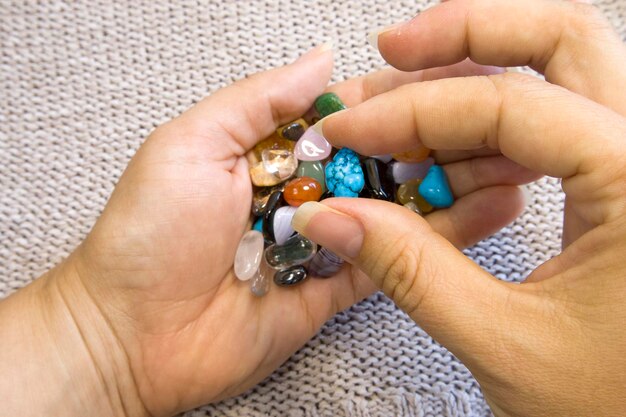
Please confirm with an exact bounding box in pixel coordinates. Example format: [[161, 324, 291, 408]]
[[233, 93, 454, 296]]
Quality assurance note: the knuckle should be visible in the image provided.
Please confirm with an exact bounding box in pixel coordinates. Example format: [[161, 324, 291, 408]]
[[370, 232, 436, 317]]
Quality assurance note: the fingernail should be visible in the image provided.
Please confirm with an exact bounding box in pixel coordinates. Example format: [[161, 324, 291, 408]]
[[520, 185, 533, 207], [311, 109, 347, 138], [298, 42, 334, 62], [367, 22, 404, 50], [292, 201, 364, 260]]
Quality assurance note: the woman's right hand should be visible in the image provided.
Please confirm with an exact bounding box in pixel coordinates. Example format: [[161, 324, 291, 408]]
[[292, 0, 626, 415]]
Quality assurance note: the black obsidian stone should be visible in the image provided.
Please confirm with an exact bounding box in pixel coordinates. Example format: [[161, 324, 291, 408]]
[[362, 158, 394, 201], [274, 265, 308, 286], [319, 190, 334, 200], [280, 122, 306, 141], [262, 190, 283, 245]]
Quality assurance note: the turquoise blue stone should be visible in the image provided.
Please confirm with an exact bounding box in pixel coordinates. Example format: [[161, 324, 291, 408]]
[[418, 165, 454, 208], [252, 218, 263, 233], [325, 148, 365, 198]]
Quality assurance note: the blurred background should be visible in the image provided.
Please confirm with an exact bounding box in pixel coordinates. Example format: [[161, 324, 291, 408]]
[[1, 1, 624, 415]]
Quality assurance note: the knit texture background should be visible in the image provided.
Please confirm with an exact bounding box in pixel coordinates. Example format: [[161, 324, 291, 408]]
[[1, 1, 625, 416]]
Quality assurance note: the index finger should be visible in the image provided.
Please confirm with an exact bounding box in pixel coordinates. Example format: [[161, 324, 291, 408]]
[[318, 73, 626, 220]]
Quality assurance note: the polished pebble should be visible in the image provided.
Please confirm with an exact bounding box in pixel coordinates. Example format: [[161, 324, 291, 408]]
[[362, 158, 394, 201], [391, 157, 434, 184], [296, 160, 326, 192], [249, 162, 283, 187], [262, 149, 297, 181], [294, 127, 332, 161], [392, 147, 431, 163], [309, 247, 344, 278], [252, 184, 284, 216], [325, 148, 365, 198], [274, 265, 308, 286], [250, 258, 272, 297], [314, 92, 347, 118], [262, 190, 283, 243], [234, 230, 265, 281], [397, 179, 434, 214], [277, 118, 308, 141], [252, 217, 263, 232], [403, 201, 423, 216], [249, 133, 295, 160], [272, 206, 297, 245], [265, 234, 317, 269], [284, 176, 323, 207], [418, 165, 454, 208]]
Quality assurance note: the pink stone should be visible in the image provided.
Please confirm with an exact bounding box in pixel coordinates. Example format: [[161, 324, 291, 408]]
[[294, 128, 332, 161], [391, 157, 435, 184], [233, 230, 264, 281]]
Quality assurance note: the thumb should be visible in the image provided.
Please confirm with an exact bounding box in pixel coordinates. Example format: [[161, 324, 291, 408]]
[[292, 199, 512, 355]]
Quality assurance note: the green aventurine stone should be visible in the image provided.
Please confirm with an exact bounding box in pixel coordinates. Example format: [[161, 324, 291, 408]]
[[314, 93, 346, 118], [296, 160, 326, 193]]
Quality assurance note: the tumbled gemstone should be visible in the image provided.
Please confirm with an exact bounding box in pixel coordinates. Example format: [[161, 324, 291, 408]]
[[250, 258, 272, 297], [296, 160, 326, 192], [309, 247, 344, 278], [284, 177, 323, 207], [249, 132, 295, 161], [314, 92, 347, 118], [273, 206, 297, 245], [249, 162, 284, 187], [262, 149, 298, 181], [397, 179, 434, 213], [277, 118, 308, 141], [265, 234, 317, 269], [234, 230, 265, 281], [325, 148, 365, 198], [274, 265, 308, 286], [391, 157, 434, 184], [392, 146, 431, 163], [418, 165, 454, 208], [252, 217, 263, 232], [294, 127, 332, 161], [252, 184, 285, 216], [263, 190, 283, 243], [362, 158, 394, 201], [403, 201, 423, 216]]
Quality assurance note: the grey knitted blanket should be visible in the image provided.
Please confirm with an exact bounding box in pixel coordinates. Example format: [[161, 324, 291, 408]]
[[1, 1, 625, 416]]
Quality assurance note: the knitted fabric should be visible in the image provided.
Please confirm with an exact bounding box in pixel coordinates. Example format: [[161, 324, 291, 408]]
[[1, 1, 625, 416]]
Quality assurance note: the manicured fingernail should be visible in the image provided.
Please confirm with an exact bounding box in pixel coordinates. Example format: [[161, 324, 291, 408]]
[[292, 201, 364, 260], [367, 22, 404, 50]]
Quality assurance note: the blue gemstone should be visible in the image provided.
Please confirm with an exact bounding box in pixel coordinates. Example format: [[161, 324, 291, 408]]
[[252, 217, 263, 233], [324, 148, 364, 198], [418, 165, 454, 208]]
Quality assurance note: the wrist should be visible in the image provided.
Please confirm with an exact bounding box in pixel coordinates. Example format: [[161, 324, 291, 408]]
[[0, 254, 149, 417]]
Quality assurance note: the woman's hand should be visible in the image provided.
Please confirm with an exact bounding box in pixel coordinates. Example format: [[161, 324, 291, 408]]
[[292, 1, 626, 416], [0, 45, 528, 416]]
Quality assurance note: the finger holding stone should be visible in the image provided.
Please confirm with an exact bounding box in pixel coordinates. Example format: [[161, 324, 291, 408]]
[[443, 156, 542, 199]]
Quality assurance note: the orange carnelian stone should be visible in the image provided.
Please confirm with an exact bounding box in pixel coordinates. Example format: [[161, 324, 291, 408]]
[[392, 146, 431, 163], [283, 177, 323, 207]]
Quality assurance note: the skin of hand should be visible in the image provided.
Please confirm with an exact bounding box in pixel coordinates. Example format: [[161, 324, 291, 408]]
[[0, 44, 537, 417], [291, 0, 626, 416]]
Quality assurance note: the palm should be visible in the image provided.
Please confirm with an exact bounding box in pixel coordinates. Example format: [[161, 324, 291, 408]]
[[77, 52, 532, 416]]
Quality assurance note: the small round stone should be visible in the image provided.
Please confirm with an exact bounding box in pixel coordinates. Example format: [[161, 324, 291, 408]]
[[265, 234, 317, 269], [397, 179, 434, 214], [234, 230, 265, 281], [272, 206, 297, 245], [274, 265, 308, 286], [277, 118, 308, 141], [418, 165, 454, 208], [296, 160, 326, 192], [294, 128, 332, 161], [314, 92, 346, 118], [284, 177, 323, 207]]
